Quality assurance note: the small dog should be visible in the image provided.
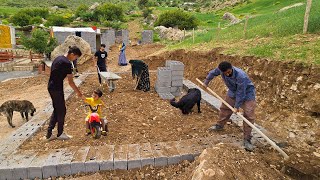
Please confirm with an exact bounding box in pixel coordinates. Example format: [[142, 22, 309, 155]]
[[0, 100, 36, 128], [170, 88, 201, 114]]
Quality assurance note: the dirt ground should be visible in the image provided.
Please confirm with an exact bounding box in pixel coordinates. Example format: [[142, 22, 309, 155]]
[[1, 43, 319, 179], [0, 75, 49, 139], [20, 73, 241, 150]]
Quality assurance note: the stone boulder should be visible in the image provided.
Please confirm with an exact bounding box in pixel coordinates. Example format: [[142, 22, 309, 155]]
[[51, 35, 92, 64], [154, 26, 191, 41], [223, 12, 241, 25], [89, 2, 100, 11]]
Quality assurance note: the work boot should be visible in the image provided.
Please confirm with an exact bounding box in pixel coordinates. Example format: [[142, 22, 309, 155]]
[[208, 124, 224, 131], [57, 133, 73, 140], [244, 139, 254, 152]]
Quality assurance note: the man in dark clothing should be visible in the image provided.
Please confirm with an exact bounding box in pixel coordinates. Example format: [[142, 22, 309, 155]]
[[94, 44, 108, 85], [204, 61, 256, 151], [46, 46, 83, 141], [170, 88, 202, 114]]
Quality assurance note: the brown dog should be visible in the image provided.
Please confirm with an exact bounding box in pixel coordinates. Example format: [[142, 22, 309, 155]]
[[0, 100, 36, 128]]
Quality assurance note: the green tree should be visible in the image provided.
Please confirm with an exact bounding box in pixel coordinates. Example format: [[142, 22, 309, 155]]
[[75, 4, 89, 17], [94, 3, 124, 22], [154, 9, 198, 30], [20, 29, 57, 55], [10, 11, 31, 26]]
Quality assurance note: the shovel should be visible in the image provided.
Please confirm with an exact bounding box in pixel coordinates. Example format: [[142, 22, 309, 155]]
[[196, 78, 289, 160]]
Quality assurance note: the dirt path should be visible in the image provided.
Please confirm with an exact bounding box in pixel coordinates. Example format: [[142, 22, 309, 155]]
[[0, 75, 49, 139]]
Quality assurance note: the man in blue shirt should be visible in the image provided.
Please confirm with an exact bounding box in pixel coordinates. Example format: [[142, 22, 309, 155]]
[[204, 61, 256, 151]]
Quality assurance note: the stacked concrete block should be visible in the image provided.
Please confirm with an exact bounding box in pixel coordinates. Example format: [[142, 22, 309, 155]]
[[155, 67, 174, 99], [142, 30, 153, 44], [167, 61, 184, 97], [155, 60, 184, 99]]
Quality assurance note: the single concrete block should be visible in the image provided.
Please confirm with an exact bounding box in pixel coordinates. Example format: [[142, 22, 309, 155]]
[[161, 142, 182, 165], [172, 80, 183, 87], [157, 67, 171, 76], [28, 151, 53, 179], [151, 143, 168, 167], [171, 75, 184, 81], [71, 146, 90, 175], [155, 86, 171, 93], [175, 141, 196, 162], [0, 167, 12, 180], [172, 70, 184, 76], [157, 76, 172, 83], [128, 144, 141, 169], [11, 150, 38, 180], [57, 149, 76, 177], [158, 93, 175, 100], [42, 149, 66, 178], [156, 81, 171, 88], [139, 143, 155, 167], [85, 146, 100, 173], [114, 144, 128, 170], [95, 145, 114, 171], [166, 60, 184, 71], [142, 30, 153, 44], [170, 86, 182, 93]]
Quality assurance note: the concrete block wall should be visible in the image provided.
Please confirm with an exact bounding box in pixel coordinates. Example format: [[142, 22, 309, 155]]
[[115, 30, 129, 45], [142, 30, 153, 44], [0, 61, 14, 72], [13, 65, 34, 71], [54, 32, 74, 45], [121, 30, 129, 45], [155, 60, 184, 99], [101, 29, 115, 51], [81, 32, 97, 52]]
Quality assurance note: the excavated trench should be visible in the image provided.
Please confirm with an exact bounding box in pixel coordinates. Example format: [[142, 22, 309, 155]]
[[142, 48, 320, 178]]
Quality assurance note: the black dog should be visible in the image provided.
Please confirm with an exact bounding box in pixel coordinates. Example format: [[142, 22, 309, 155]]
[[170, 88, 201, 114]]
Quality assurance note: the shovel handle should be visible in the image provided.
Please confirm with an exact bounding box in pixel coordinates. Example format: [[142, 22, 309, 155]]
[[196, 78, 289, 160]]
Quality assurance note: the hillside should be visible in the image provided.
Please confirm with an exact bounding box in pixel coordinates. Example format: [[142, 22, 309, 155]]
[[168, 0, 320, 64]]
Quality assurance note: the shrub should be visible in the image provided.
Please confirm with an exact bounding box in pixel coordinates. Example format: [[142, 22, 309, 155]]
[[103, 20, 124, 30], [23, 8, 49, 19], [138, 0, 150, 9], [94, 3, 124, 22], [53, 3, 68, 8], [75, 4, 89, 17], [10, 12, 31, 26], [10, 8, 49, 26], [30, 16, 43, 25], [45, 14, 70, 26], [154, 9, 198, 30], [142, 8, 153, 19]]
